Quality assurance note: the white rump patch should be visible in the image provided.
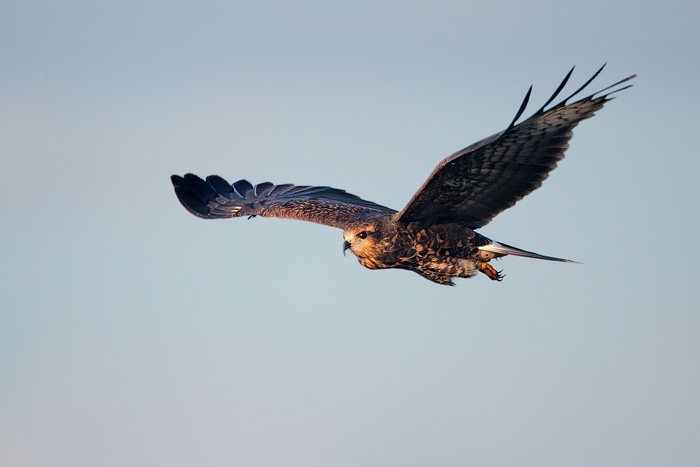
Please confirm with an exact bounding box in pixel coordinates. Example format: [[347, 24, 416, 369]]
[[478, 242, 512, 255]]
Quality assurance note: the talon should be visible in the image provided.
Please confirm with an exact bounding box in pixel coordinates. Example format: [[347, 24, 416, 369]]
[[478, 261, 504, 281]]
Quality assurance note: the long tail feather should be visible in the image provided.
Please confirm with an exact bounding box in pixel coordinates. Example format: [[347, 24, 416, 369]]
[[478, 241, 577, 263]]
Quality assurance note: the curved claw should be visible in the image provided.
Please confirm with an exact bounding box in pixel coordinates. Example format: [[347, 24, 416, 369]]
[[478, 261, 505, 281]]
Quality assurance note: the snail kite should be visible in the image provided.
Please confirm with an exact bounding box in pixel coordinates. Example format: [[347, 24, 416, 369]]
[[172, 66, 634, 285]]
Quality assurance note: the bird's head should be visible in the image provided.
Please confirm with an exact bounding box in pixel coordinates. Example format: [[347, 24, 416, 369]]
[[343, 222, 384, 268]]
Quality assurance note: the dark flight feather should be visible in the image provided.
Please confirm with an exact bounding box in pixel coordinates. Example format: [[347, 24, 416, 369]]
[[393, 68, 636, 228], [171, 174, 395, 229]]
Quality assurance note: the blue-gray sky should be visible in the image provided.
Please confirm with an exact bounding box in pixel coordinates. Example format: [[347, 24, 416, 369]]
[[2, 1, 699, 466]]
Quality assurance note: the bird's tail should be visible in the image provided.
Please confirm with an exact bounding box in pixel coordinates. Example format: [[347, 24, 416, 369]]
[[478, 241, 577, 263]]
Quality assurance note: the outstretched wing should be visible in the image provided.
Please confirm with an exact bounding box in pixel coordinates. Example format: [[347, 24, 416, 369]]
[[394, 65, 635, 229], [171, 174, 396, 229]]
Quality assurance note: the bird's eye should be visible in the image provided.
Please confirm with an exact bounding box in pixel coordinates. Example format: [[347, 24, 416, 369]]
[[357, 231, 368, 239]]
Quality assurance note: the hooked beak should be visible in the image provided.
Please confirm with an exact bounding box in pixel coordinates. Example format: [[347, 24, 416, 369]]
[[343, 240, 351, 256]]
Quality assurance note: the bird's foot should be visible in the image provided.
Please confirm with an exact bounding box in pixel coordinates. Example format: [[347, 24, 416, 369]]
[[478, 261, 504, 281]]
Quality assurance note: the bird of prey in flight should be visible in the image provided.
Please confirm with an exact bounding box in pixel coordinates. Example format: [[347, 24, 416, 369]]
[[172, 65, 634, 285]]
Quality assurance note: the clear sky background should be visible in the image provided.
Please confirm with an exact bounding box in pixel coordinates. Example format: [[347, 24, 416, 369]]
[[2, 1, 699, 466]]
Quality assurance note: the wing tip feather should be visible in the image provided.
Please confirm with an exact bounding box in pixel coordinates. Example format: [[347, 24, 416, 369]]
[[506, 65, 635, 131], [507, 85, 533, 130]]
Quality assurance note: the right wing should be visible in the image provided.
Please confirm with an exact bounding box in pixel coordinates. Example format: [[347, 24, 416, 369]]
[[394, 66, 635, 229], [171, 174, 396, 230]]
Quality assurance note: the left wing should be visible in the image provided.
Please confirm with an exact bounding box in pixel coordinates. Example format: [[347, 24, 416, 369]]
[[394, 65, 635, 229], [171, 174, 396, 230]]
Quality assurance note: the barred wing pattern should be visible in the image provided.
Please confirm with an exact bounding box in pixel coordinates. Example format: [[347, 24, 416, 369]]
[[171, 174, 396, 229], [394, 66, 635, 229]]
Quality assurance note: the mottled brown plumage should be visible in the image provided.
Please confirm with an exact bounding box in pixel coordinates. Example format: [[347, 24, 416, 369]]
[[172, 66, 634, 285]]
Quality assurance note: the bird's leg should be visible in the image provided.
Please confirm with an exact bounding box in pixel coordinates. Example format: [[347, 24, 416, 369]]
[[478, 261, 504, 281]]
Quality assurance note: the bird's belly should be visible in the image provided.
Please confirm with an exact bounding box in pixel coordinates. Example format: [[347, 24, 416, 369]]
[[422, 257, 478, 277]]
